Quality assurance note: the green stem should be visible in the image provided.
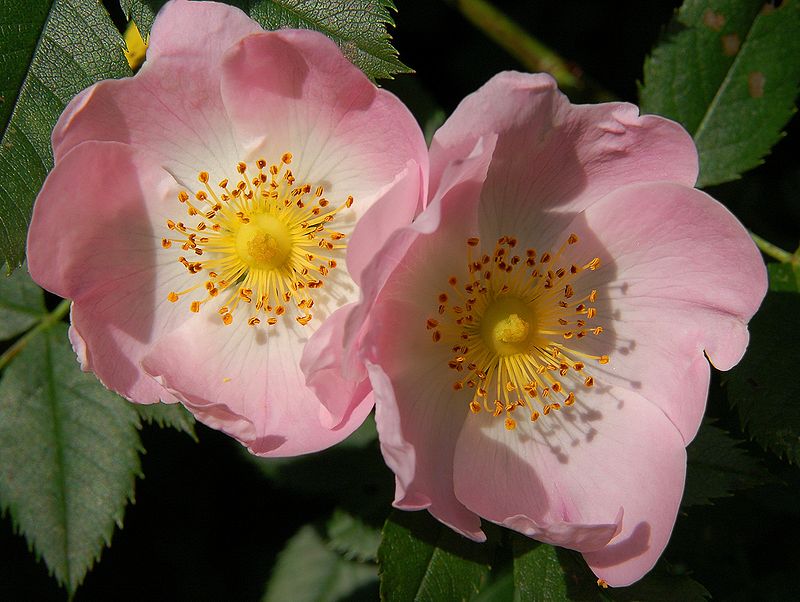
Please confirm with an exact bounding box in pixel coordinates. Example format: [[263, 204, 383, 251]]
[[0, 299, 70, 371], [449, 0, 614, 100], [749, 231, 795, 264]]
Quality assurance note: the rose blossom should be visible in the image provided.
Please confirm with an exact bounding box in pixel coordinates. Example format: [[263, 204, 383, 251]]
[[26, 0, 427, 456], [354, 73, 766, 585]]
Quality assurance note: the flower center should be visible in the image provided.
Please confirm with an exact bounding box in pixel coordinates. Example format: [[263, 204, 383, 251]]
[[480, 297, 534, 356], [163, 153, 354, 328], [426, 233, 609, 431], [236, 215, 292, 269]]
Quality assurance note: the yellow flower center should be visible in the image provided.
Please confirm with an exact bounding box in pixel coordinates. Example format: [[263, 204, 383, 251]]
[[163, 153, 354, 328], [236, 215, 292, 269], [481, 297, 534, 355], [426, 233, 608, 431]]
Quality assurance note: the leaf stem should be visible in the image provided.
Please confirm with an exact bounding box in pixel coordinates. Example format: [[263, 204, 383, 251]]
[[447, 0, 614, 100], [0, 299, 70, 371], [749, 231, 795, 264]]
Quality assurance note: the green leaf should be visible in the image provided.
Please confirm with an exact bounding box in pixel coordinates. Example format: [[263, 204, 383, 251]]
[[512, 537, 568, 601], [122, 0, 410, 81], [473, 570, 514, 602], [683, 420, 767, 506], [251, 0, 410, 80], [120, 0, 164, 36], [521, 543, 709, 601], [327, 508, 381, 562], [0, 323, 142, 594], [379, 510, 492, 602], [0, 263, 45, 340], [263, 524, 377, 602], [727, 291, 800, 465], [134, 402, 197, 441], [767, 261, 800, 293], [640, 0, 800, 187], [0, 0, 132, 269]]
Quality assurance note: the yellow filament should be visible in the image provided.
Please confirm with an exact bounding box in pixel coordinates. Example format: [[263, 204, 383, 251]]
[[427, 233, 608, 429], [163, 154, 354, 328]]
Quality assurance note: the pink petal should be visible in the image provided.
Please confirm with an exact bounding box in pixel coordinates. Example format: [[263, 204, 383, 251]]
[[561, 181, 766, 441], [29, 142, 178, 298], [32, 2, 429, 458], [369, 360, 485, 541], [218, 29, 428, 261], [346, 161, 427, 286], [359, 150, 504, 540], [301, 303, 372, 428], [348, 134, 497, 371], [27, 142, 193, 403], [453, 387, 686, 586], [142, 312, 373, 457], [52, 1, 262, 181], [430, 72, 698, 247], [146, 0, 261, 63]]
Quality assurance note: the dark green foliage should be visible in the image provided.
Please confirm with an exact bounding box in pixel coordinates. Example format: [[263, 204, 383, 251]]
[[262, 523, 377, 602], [683, 420, 767, 506], [727, 291, 800, 465], [134, 402, 197, 440], [379, 510, 493, 602], [327, 508, 381, 562], [640, 0, 800, 186], [767, 262, 800, 293], [0, 264, 44, 339], [122, 0, 410, 80], [512, 538, 568, 601], [249, 0, 410, 80], [512, 535, 709, 601], [0, 323, 142, 594], [0, 0, 131, 269]]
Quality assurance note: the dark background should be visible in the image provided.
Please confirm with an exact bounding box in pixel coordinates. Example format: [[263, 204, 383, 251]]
[[2, 0, 798, 599]]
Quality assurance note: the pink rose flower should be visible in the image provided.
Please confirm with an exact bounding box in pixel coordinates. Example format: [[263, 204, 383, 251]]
[[355, 73, 766, 585], [26, 0, 427, 456]]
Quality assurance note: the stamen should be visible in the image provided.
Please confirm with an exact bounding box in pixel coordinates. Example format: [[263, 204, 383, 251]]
[[427, 232, 608, 429], [161, 153, 354, 326]]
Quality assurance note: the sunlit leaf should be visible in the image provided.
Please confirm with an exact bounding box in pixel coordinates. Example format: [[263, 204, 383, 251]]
[[263, 524, 377, 602], [0, 264, 44, 340], [512, 537, 569, 601], [727, 291, 800, 465], [0, 0, 131, 269], [0, 323, 142, 594], [250, 0, 409, 80], [640, 0, 800, 187], [122, 0, 410, 80], [134, 402, 197, 440], [119, 0, 160, 34], [379, 510, 492, 602]]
